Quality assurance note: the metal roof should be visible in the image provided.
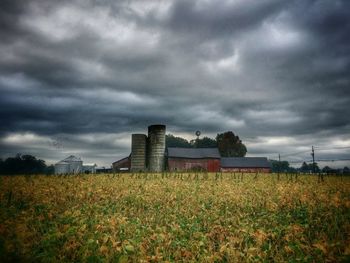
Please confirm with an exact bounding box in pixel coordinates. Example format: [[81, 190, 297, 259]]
[[56, 155, 82, 164], [63, 155, 82, 162], [83, 163, 97, 167], [112, 156, 129, 165], [221, 157, 271, 168], [167, 147, 221, 159]]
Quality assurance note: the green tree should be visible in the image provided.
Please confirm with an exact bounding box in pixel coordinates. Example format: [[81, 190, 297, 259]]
[[322, 166, 332, 173], [216, 131, 247, 157], [299, 162, 320, 173], [45, 165, 55, 175], [190, 136, 217, 148], [300, 162, 309, 173], [0, 154, 47, 175], [270, 160, 290, 173], [166, 134, 192, 148]]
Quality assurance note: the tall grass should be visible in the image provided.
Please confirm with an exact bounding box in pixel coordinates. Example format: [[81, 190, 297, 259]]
[[0, 173, 349, 262]]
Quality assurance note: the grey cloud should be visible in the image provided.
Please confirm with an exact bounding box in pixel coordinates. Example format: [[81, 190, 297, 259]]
[[0, 0, 349, 167], [165, 0, 285, 38]]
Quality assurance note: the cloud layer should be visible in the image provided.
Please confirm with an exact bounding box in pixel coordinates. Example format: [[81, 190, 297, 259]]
[[0, 0, 349, 167]]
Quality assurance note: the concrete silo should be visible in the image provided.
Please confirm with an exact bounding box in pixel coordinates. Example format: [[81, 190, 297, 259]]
[[147, 124, 166, 172], [130, 134, 147, 172]]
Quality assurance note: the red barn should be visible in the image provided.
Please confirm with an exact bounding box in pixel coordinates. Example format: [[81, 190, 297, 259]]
[[221, 157, 271, 173], [112, 156, 130, 172], [167, 148, 221, 172]]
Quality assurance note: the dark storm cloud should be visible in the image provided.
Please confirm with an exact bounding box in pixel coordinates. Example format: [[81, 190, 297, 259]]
[[0, 0, 28, 42], [165, 0, 285, 38], [0, 0, 349, 167]]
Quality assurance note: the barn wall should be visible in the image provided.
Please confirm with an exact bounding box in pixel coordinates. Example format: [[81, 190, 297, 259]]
[[113, 158, 131, 171], [168, 158, 220, 172], [221, 167, 271, 173]]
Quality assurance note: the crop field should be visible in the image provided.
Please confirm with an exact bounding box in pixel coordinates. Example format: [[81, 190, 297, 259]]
[[0, 173, 349, 262]]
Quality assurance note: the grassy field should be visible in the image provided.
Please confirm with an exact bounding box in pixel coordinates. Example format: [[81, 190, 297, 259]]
[[0, 173, 349, 262]]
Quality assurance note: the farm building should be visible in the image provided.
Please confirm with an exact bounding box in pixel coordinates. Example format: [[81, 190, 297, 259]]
[[82, 163, 97, 174], [96, 167, 113, 173], [167, 147, 221, 172], [111, 124, 271, 173], [112, 156, 130, 172], [54, 155, 83, 174], [220, 157, 271, 173]]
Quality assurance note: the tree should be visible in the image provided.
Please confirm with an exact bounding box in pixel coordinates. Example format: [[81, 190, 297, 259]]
[[270, 160, 290, 173], [166, 131, 248, 157], [166, 134, 192, 148], [45, 165, 55, 175], [190, 136, 217, 148], [216, 131, 247, 157], [322, 166, 332, 174], [0, 158, 3, 174], [299, 162, 320, 173], [300, 162, 310, 173], [0, 154, 47, 175]]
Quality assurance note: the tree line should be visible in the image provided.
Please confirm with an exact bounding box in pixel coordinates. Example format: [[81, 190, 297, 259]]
[[0, 154, 54, 175], [270, 159, 350, 174], [166, 131, 247, 157]]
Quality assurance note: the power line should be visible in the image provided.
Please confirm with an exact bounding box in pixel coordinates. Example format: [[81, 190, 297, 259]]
[[314, 146, 350, 150], [284, 158, 350, 164], [278, 145, 349, 160], [316, 158, 350, 162], [280, 149, 310, 158]]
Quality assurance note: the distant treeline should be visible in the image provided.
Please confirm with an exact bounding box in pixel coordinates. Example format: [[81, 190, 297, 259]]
[[166, 131, 247, 157], [270, 160, 350, 175], [1, 154, 348, 175], [0, 154, 54, 175]]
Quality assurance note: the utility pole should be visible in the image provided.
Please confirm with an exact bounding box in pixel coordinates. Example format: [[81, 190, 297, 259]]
[[311, 146, 315, 174]]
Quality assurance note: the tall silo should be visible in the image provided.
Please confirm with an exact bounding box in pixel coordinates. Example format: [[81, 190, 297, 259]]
[[147, 124, 166, 172], [131, 134, 147, 172]]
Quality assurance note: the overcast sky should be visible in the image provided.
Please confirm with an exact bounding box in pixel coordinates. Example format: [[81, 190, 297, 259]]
[[0, 0, 349, 168]]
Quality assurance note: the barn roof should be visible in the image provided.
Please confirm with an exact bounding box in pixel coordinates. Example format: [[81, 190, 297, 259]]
[[167, 147, 220, 159], [112, 156, 129, 165], [221, 157, 271, 168]]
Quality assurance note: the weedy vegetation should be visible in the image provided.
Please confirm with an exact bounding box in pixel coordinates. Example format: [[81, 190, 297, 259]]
[[0, 173, 349, 262]]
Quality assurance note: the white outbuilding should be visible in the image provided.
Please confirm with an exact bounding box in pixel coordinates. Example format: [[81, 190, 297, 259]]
[[83, 163, 97, 174], [54, 155, 83, 174]]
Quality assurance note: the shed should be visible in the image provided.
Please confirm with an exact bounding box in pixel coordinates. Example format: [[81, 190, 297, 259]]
[[167, 148, 221, 172], [96, 167, 113, 173], [83, 163, 97, 174], [221, 157, 271, 173]]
